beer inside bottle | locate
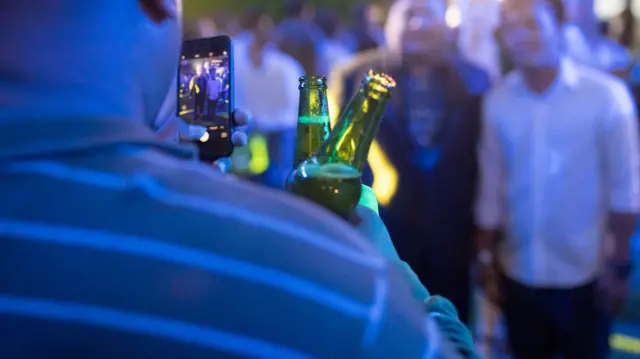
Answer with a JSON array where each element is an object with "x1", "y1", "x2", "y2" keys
[
  {"x1": 293, "y1": 76, "x2": 331, "y2": 168},
  {"x1": 287, "y1": 70, "x2": 396, "y2": 219}
]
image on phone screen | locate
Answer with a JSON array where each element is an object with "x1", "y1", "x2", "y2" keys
[
  {"x1": 179, "y1": 52, "x2": 230, "y2": 125},
  {"x1": 179, "y1": 36, "x2": 233, "y2": 161}
]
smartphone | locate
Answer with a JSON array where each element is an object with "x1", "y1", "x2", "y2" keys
[{"x1": 178, "y1": 35, "x2": 234, "y2": 162}]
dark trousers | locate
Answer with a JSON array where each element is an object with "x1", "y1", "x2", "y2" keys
[
  {"x1": 207, "y1": 99, "x2": 218, "y2": 117},
  {"x1": 387, "y1": 226, "x2": 472, "y2": 324},
  {"x1": 502, "y1": 276, "x2": 611, "y2": 359},
  {"x1": 195, "y1": 95, "x2": 206, "y2": 117}
]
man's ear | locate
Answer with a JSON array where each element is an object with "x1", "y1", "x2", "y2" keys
[{"x1": 139, "y1": 0, "x2": 173, "y2": 24}]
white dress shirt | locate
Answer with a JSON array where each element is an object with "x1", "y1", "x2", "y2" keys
[
  {"x1": 206, "y1": 76, "x2": 222, "y2": 100},
  {"x1": 476, "y1": 58, "x2": 640, "y2": 288},
  {"x1": 234, "y1": 45, "x2": 304, "y2": 133}
]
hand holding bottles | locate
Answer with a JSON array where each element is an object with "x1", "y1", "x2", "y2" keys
[{"x1": 286, "y1": 70, "x2": 396, "y2": 219}]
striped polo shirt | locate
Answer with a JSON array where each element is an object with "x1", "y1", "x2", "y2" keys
[{"x1": 0, "y1": 118, "x2": 439, "y2": 358}]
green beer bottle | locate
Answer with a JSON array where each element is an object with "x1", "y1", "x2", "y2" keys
[
  {"x1": 286, "y1": 70, "x2": 396, "y2": 219},
  {"x1": 293, "y1": 76, "x2": 331, "y2": 168}
]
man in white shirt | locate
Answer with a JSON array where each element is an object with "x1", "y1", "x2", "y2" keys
[
  {"x1": 475, "y1": 0, "x2": 640, "y2": 358},
  {"x1": 234, "y1": 8, "x2": 303, "y2": 188}
]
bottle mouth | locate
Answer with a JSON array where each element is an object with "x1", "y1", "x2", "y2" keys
[
  {"x1": 362, "y1": 70, "x2": 396, "y2": 97},
  {"x1": 299, "y1": 75, "x2": 327, "y2": 89}
]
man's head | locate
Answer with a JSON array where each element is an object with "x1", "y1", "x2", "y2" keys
[
  {"x1": 498, "y1": 0, "x2": 563, "y2": 68},
  {"x1": 314, "y1": 9, "x2": 341, "y2": 39},
  {"x1": 385, "y1": 0, "x2": 455, "y2": 63},
  {"x1": 284, "y1": 0, "x2": 315, "y2": 20},
  {"x1": 243, "y1": 7, "x2": 274, "y2": 48},
  {"x1": 0, "y1": 0, "x2": 182, "y2": 127}
]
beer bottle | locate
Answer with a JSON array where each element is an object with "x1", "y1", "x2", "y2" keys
[
  {"x1": 286, "y1": 70, "x2": 396, "y2": 219},
  {"x1": 293, "y1": 76, "x2": 331, "y2": 168}
]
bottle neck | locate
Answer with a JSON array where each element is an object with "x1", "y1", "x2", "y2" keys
[
  {"x1": 298, "y1": 87, "x2": 330, "y2": 124},
  {"x1": 319, "y1": 87, "x2": 389, "y2": 172}
]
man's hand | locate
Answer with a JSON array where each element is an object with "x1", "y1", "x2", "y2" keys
[
  {"x1": 473, "y1": 260, "x2": 501, "y2": 305},
  {"x1": 178, "y1": 109, "x2": 250, "y2": 173},
  {"x1": 211, "y1": 109, "x2": 249, "y2": 172},
  {"x1": 598, "y1": 264, "x2": 631, "y2": 314},
  {"x1": 473, "y1": 230, "x2": 502, "y2": 305}
]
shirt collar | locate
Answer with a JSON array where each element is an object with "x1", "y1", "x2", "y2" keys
[{"x1": 508, "y1": 57, "x2": 579, "y2": 92}]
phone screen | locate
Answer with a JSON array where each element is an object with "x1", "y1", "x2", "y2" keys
[{"x1": 179, "y1": 36, "x2": 233, "y2": 162}]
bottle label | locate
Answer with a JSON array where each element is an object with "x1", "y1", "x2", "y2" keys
[{"x1": 298, "y1": 115, "x2": 330, "y2": 124}]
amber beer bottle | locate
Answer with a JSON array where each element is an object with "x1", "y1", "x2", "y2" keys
[
  {"x1": 293, "y1": 76, "x2": 331, "y2": 168},
  {"x1": 286, "y1": 70, "x2": 396, "y2": 219}
]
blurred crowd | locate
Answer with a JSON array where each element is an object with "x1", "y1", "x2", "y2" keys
[{"x1": 188, "y1": 0, "x2": 640, "y2": 357}]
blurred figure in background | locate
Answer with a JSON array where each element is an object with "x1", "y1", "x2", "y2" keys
[
  {"x1": 340, "y1": 3, "x2": 386, "y2": 53},
  {"x1": 563, "y1": 0, "x2": 631, "y2": 76},
  {"x1": 183, "y1": 17, "x2": 218, "y2": 40},
  {"x1": 457, "y1": 0, "x2": 502, "y2": 80},
  {"x1": 476, "y1": 1, "x2": 640, "y2": 358},
  {"x1": 235, "y1": 8, "x2": 303, "y2": 188},
  {"x1": 314, "y1": 8, "x2": 354, "y2": 74},
  {"x1": 330, "y1": 0, "x2": 490, "y2": 324},
  {"x1": 275, "y1": 0, "x2": 326, "y2": 74},
  {"x1": 618, "y1": 0, "x2": 635, "y2": 48},
  {"x1": 277, "y1": 23, "x2": 319, "y2": 75}
]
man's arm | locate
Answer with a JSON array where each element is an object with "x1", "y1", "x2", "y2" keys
[
  {"x1": 474, "y1": 94, "x2": 505, "y2": 255},
  {"x1": 601, "y1": 81, "x2": 640, "y2": 263}
]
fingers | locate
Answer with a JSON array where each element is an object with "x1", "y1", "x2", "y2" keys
[
  {"x1": 231, "y1": 130, "x2": 248, "y2": 146},
  {"x1": 212, "y1": 157, "x2": 231, "y2": 173},
  {"x1": 232, "y1": 109, "x2": 250, "y2": 127}
]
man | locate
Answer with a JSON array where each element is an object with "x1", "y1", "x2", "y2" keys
[
  {"x1": 330, "y1": 0, "x2": 490, "y2": 324},
  {"x1": 235, "y1": 9, "x2": 303, "y2": 189},
  {"x1": 206, "y1": 71, "x2": 222, "y2": 120},
  {"x1": 0, "y1": 0, "x2": 480, "y2": 357},
  {"x1": 476, "y1": 1, "x2": 640, "y2": 358},
  {"x1": 189, "y1": 65, "x2": 208, "y2": 119}
]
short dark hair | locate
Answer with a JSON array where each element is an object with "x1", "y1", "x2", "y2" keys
[
  {"x1": 314, "y1": 9, "x2": 339, "y2": 38},
  {"x1": 284, "y1": 0, "x2": 306, "y2": 17}
]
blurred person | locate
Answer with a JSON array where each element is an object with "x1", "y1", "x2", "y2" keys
[
  {"x1": 458, "y1": 0, "x2": 502, "y2": 80},
  {"x1": 274, "y1": 0, "x2": 326, "y2": 74},
  {"x1": 618, "y1": 0, "x2": 635, "y2": 48},
  {"x1": 476, "y1": 1, "x2": 640, "y2": 358},
  {"x1": 189, "y1": 66, "x2": 208, "y2": 119},
  {"x1": 206, "y1": 71, "x2": 222, "y2": 118},
  {"x1": 562, "y1": 0, "x2": 631, "y2": 76},
  {"x1": 183, "y1": 17, "x2": 217, "y2": 40},
  {"x1": 235, "y1": 9, "x2": 303, "y2": 188},
  {"x1": 340, "y1": 4, "x2": 386, "y2": 53},
  {"x1": 314, "y1": 8, "x2": 354, "y2": 73},
  {"x1": 277, "y1": 23, "x2": 319, "y2": 76},
  {"x1": 330, "y1": 0, "x2": 491, "y2": 324},
  {"x1": 0, "y1": 0, "x2": 483, "y2": 357}
]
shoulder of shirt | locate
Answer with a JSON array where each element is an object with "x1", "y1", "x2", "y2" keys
[
  {"x1": 573, "y1": 63, "x2": 633, "y2": 107},
  {"x1": 448, "y1": 56, "x2": 492, "y2": 95}
]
